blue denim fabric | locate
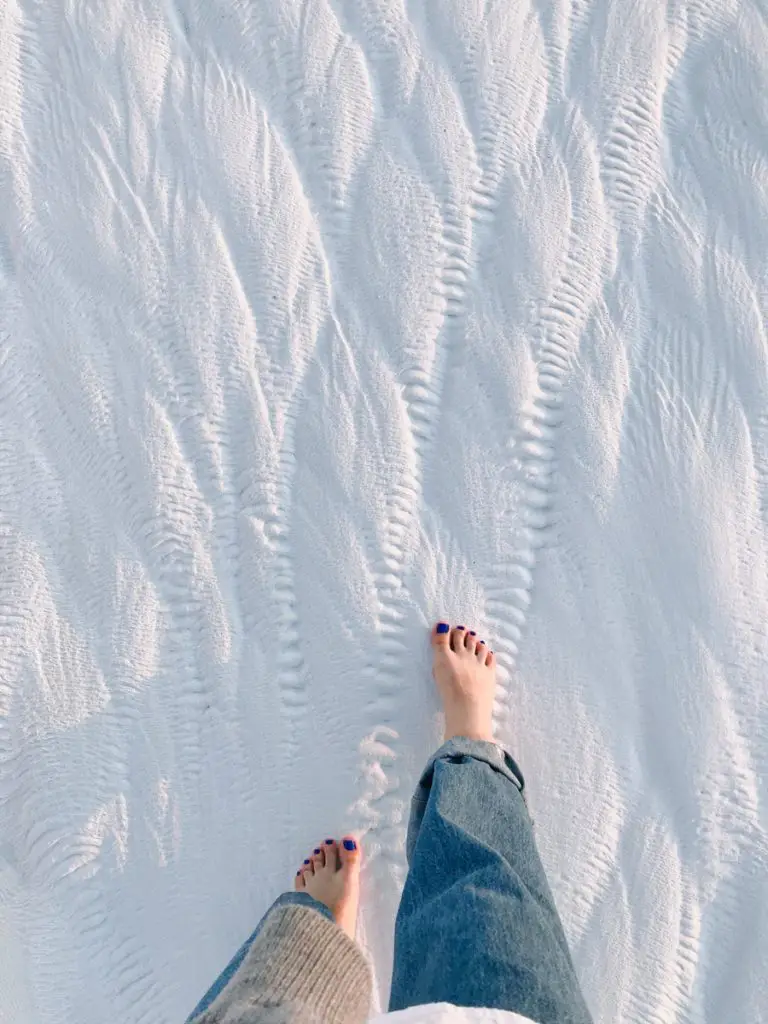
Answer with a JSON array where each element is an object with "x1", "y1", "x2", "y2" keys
[
  {"x1": 187, "y1": 737, "x2": 592, "y2": 1024},
  {"x1": 388, "y1": 736, "x2": 593, "y2": 1023}
]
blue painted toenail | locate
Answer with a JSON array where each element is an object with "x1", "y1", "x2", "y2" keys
[
  {"x1": 479, "y1": 640, "x2": 485, "y2": 644},
  {"x1": 343, "y1": 839, "x2": 357, "y2": 851},
  {"x1": 456, "y1": 625, "x2": 465, "y2": 630},
  {"x1": 304, "y1": 858, "x2": 310, "y2": 864},
  {"x1": 297, "y1": 870, "x2": 301, "y2": 876},
  {"x1": 314, "y1": 848, "x2": 320, "y2": 854},
  {"x1": 437, "y1": 623, "x2": 449, "y2": 634},
  {"x1": 469, "y1": 631, "x2": 476, "y2": 636},
  {"x1": 325, "y1": 838, "x2": 334, "y2": 844}
]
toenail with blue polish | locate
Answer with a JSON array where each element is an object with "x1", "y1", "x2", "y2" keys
[
  {"x1": 479, "y1": 640, "x2": 485, "y2": 644},
  {"x1": 325, "y1": 838, "x2": 334, "y2": 844},
  {"x1": 343, "y1": 839, "x2": 357, "y2": 851},
  {"x1": 314, "y1": 848, "x2": 320, "y2": 854},
  {"x1": 304, "y1": 858, "x2": 310, "y2": 864},
  {"x1": 469, "y1": 631, "x2": 476, "y2": 636},
  {"x1": 437, "y1": 623, "x2": 449, "y2": 633},
  {"x1": 456, "y1": 625, "x2": 465, "y2": 630}
]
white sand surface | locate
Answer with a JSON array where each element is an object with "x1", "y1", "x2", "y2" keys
[{"x1": 1, "y1": 1, "x2": 767, "y2": 1021}]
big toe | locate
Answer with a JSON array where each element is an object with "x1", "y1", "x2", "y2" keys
[
  {"x1": 339, "y1": 836, "x2": 361, "y2": 876},
  {"x1": 432, "y1": 622, "x2": 451, "y2": 647}
]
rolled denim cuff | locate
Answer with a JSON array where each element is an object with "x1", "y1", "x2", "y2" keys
[{"x1": 427, "y1": 735, "x2": 526, "y2": 794}]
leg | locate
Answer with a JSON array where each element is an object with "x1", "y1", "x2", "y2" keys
[
  {"x1": 388, "y1": 623, "x2": 593, "y2": 1024},
  {"x1": 186, "y1": 838, "x2": 361, "y2": 1022},
  {"x1": 185, "y1": 891, "x2": 335, "y2": 1021}
]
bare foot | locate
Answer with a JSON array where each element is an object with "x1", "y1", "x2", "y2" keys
[
  {"x1": 294, "y1": 837, "x2": 361, "y2": 941},
  {"x1": 431, "y1": 622, "x2": 496, "y2": 743}
]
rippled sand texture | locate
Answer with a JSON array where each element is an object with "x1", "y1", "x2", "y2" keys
[{"x1": 1, "y1": 1, "x2": 767, "y2": 1021}]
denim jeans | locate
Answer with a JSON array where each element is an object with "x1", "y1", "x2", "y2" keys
[{"x1": 187, "y1": 737, "x2": 593, "y2": 1024}]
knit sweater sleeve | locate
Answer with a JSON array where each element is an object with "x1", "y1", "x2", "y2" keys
[{"x1": 190, "y1": 903, "x2": 373, "y2": 1024}]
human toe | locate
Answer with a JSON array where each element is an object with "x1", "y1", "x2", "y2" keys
[
  {"x1": 450, "y1": 625, "x2": 468, "y2": 652},
  {"x1": 338, "y1": 836, "x2": 361, "y2": 874},
  {"x1": 322, "y1": 839, "x2": 339, "y2": 871},
  {"x1": 433, "y1": 622, "x2": 451, "y2": 648}
]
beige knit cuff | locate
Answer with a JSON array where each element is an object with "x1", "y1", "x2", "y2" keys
[{"x1": 196, "y1": 903, "x2": 372, "y2": 1024}]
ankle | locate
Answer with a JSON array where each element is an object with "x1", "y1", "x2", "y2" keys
[{"x1": 443, "y1": 727, "x2": 495, "y2": 744}]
